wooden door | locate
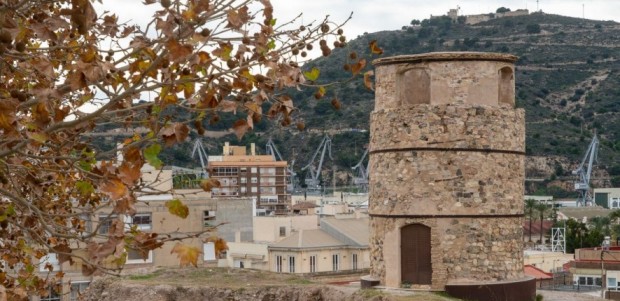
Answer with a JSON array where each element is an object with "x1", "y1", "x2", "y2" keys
[{"x1": 401, "y1": 224, "x2": 432, "y2": 285}]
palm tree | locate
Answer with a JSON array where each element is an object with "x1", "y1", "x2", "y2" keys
[
  {"x1": 534, "y1": 202, "x2": 549, "y2": 244},
  {"x1": 525, "y1": 199, "x2": 537, "y2": 242}
]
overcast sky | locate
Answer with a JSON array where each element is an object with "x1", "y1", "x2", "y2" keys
[{"x1": 97, "y1": 1, "x2": 620, "y2": 39}]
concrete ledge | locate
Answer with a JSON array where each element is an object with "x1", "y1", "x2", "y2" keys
[{"x1": 445, "y1": 276, "x2": 536, "y2": 301}]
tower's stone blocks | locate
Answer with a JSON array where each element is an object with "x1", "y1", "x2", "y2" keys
[{"x1": 368, "y1": 52, "x2": 534, "y2": 300}]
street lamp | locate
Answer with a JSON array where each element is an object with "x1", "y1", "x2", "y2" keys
[{"x1": 602, "y1": 236, "x2": 611, "y2": 298}]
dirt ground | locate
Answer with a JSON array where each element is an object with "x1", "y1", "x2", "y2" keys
[{"x1": 85, "y1": 268, "x2": 609, "y2": 301}]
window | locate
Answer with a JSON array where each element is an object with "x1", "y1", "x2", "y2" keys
[
  {"x1": 98, "y1": 214, "x2": 117, "y2": 234},
  {"x1": 203, "y1": 210, "x2": 216, "y2": 226},
  {"x1": 251, "y1": 167, "x2": 257, "y2": 173},
  {"x1": 251, "y1": 187, "x2": 257, "y2": 193},
  {"x1": 498, "y1": 66, "x2": 515, "y2": 106},
  {"x1": 130, "y1": 213, "x2": 152, "y2": 231},
  {"x1": 39, "y1": 253, "x2": 60, "y2": 272},
  {"x1": 70, "y1": 282, "x2": 90, "y2": 301},
  {"x1": 332, "y1": 254, "x2": 339, "y2": 271},
  {"x1": 609, "y1": 277, "x2": 617, "y2": 289},
  {"x1": 577, "y1": 276, "x2": 601, "y2": 287},
  {"x1": 126, "y1": 248, "x2": 153, "y2": 264},
  {"x1": 251, "y1": 177, "x2": 258, "y2": 184},
  {"x1": 289, "y1": 256, "x2": 295, "y2": 273},
  {"x1": 240, "y1": 187, "x2": 246, "y2": 193},
  {"x1": 352, "y1": 253, "x2": 358, "y2": 270},
  {"x1": 203, "y1": 242, "x2": 216, "y2": 261},
  {"x1": 275, "y1": 255, "x2": 283, "y2": 273},
  {"x1": 309, "y1": 255, "x2": 317, "y2": 273},
  {"x1": 41, "y1": 286, "x2": 61, "y2": 301},
  {"x1": 279, "y1": 226, "x2": 286, "y2": 237},
  {"x1": 240, "y1": 177, "x2": 247, "y2": 184}
]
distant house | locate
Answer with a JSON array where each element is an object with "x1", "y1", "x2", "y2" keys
[
  {"x1": 268, "y1": 217, "x2": 369, "y2": 274},
  {"x1": 569, "y1": 246, "x2": 620, "y2": 297}
]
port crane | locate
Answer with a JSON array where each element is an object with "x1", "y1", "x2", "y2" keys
[
  {"x1": 573, "y1": 134, "x2": 599, "y2": 206},
  {"x1": 351, "y1": 148, "x2": 369, "y2": 192},
  {"x1": 301, "y1": 135, "x2": 332, "y2": 192},
  {"x1": 191, "y1": 138, "x2": 209, "y2": 178},
  {"x1": 265, "y1": 138, "x2": 296, "y2": 192}
]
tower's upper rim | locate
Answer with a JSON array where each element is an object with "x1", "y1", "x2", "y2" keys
[{"x1": 372, "y1": 52, "x2": 518, "y2": 66}]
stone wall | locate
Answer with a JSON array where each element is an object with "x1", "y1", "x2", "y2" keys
[{"x1": 368, "y1": 52, "x2": 525, "y2": 290}]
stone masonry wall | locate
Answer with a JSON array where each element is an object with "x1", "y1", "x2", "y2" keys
[
  {"x1": 370, "y1": 216, "x2": 524, "y2": 289},
  {"x1": 369, "y1": 52, "x2": 524, "y2": 290},
  {"x1": 369, "y1": 104, "x2": 525, "y2": 216}
]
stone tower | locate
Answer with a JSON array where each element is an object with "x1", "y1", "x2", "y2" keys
[{"x1": 367, "y1": 52, "x2": 535, "y2": 301}]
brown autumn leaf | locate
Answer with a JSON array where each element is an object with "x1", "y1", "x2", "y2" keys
[
  {"x1": 226, "y1": 6, "x2": 250, "y2": 30},
  {"x1": 363, "y1": 70, "x2": 374, "y2": 91},
  {"x1": 350, "y1": 59, "x2": 367, "y2": 75},
  {"x1": 160, "y1": 123, "x2": 190, "y2": 146},
  {"x1": 170, "y1": 243, "x2": 201, "y2": 267},
  {"x1": 206, "y1": 236, "x2": 229, "y2": 258},
  {"x1": 99, "y1": 178, "x2": 129, "y2": 200},
  {"x1": 118, "y1": 162, "x2": 141, "y2": 186},
  {"x1": 369, "y1": 40, "x2": 384, "y2": 55},
  {"x1": 167, "y1": 39, "x2": 193, "y2": 63},
  {"x1": 279, "y1": 95, "x2": 294, "y2": 114},
  {"x1": 200, "y1": 178, "x2": 221, "y2": 192},
  {"x1": 232, "y1": 119, "x2": 249, "y2": 139}
]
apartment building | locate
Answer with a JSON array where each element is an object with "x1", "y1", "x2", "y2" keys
[{"x1": 208, "y1": 142, "x2": 291, "y2": 215}]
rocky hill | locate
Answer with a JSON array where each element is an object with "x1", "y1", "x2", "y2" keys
[{"x1": 93, "y1": 11, "x2": 620, "y2": 196}]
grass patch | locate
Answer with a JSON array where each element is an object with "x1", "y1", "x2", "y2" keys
[{"x1": 285, "y1": 277, "x2": 313, "y2": 285}]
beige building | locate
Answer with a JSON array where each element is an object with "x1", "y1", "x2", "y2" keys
[
  {"x1": 33, "y1": 163, "x2": 256, "y2": 300},
  {"x1": 594, "y1": 188, "x2": 620, "y2": 209},
  {"x1": 253, "y1": 215, "x2": 319, "y2": 243},
  {"x1": 523, "y1": 251, "x2": 574, "y2": 273},
  {"x1": 208, "y1": 142, "x2": 291, "y2": 215},
  {"x1": 268, "y1": 217, "x2": 369, "y2": 274},
  {"x1": 570, "y1": 246, "x2": 620, "y2": 296}
]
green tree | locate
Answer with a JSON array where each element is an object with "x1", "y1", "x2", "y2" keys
[
  {"x1": 525, "y1": 199, "x2": 538, "y2": 242},
  {"x1": 496, "y1": 7, "x2": 511, "y2": 13},
  {"x1": 534, "y1": 203, "x2": 549, "y2": 243}
]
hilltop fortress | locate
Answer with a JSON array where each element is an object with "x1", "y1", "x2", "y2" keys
[{"x1": 432, "y1": 8, "x2": 530, "y2": 25}]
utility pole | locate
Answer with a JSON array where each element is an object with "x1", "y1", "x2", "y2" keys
[{"x1": 536, "y1": 0, "x2": 540, "y2": 11}]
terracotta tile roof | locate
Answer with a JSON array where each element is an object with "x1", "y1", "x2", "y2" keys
[
  {"x1": 523, "y1": 220, "x2": 553, "y2": 236},
  {"x1": 524, "y1": 265, "x2": 553, "y2": 280}
]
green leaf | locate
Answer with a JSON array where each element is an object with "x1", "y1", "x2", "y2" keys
[
  {"x1": 76, "y1": 180, "x2": 94, "y2": 196},
  {"x1": 144, "y1": 144, "x2": 163, "y2": 169},
  {"x1": 270, "y1": 18, "x2": 277, "y2": 26},
  {"x1": 303, "y1": 67, "x2": 320, "y2": 81},
  {"x1": 78, "y1": 160, "x2": 93, "y2": 172},
  {"x1": 267, "y1": 39, "x2": 275, "y2": 50},
  {"x1": 165, "y1": 199, "x2": 189, "y2": 219}
]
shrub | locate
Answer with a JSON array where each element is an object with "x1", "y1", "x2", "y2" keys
[{"x1": 526, "y1": 23, "x2": 541, "y2": 34}]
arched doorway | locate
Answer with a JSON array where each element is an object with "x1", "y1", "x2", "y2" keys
[{"x1": 401, "y1": 224, "x2": 432, "y2": 285}]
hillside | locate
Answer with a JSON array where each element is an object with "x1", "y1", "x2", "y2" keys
[
  {"x1": 93, "y1": 11, "x2": 620, "y2": 196},
  {"x1": 283, "y1": 11, "x2": 620, "y2": 193}
]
